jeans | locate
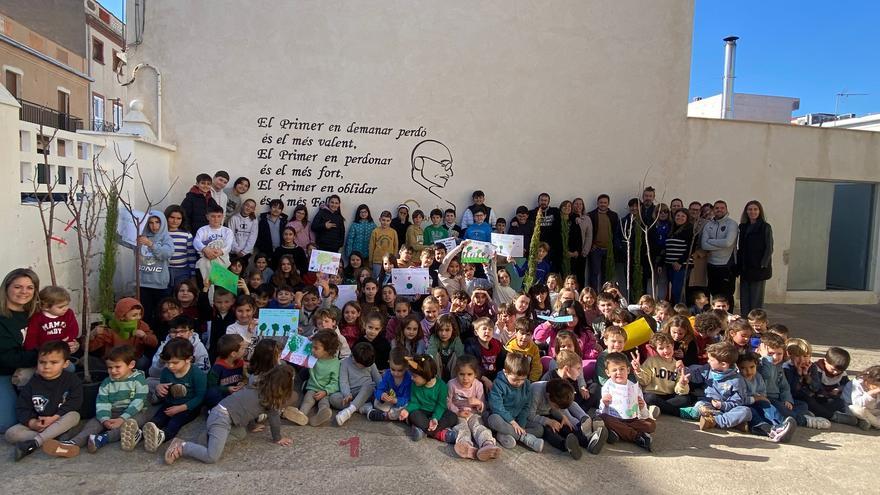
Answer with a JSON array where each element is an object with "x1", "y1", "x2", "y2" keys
[
  {"x1": 598, "y1": 414, "x2": 656, "y2": 442},
  {"x1": 4, "y1": 411, "x2": 81, "y2": 445},
  {"x1": 667, "y1": 263, "x2": 687, "y2": 304},
  {"x1": 407, "y1": 409, "x2": 457, "y2": 437},
  {"x1": 168, "y1": 267, "x2": 194, "y2": 291},
  {"x1": 486, "y1": 413, "x2": 544, "y2": 438},
  {"x1": 643, "y1": 392, "x2": 691, "y2": 416},
  {"x1": 695, "y1": 400, "x2": 751, "y2": 429},
  {"x1": 150, "y1": 406, "x2": 201, "y2": 441},
  {"x1": 707, "y1": 264, "x2": 736, "y2": 311},
  {"x1": 587, "y1": 248, "x2": 608, "y2": 291},
  {"x1": 739, "y1": 279, "x2": 766, "y2": 317},
  {"x1": 532, "y1": 421, "x2": 589, "y2": 452},
  {"x1": 770, "y1": 398, "x2": 809, "y2": 426},
  {"x1": 71, "y1": 409, "x2": 152, "y2": 446},
  {"x1": 181, "y1": 406, "x2": 233, "y2": 464},
  {"x1": 0, "y1": 375, "x2": 17, "y2": 433},
  {"x1": 748, "y1": 399, "x2": 784, "y2": 429}
]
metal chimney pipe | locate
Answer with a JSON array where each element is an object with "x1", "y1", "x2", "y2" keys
[{"x1": 721, "y1": 36, "x2": 739, "y2": 119}]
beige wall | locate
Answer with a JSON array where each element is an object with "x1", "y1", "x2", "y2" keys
[
  {"x1": 87, "y1": 26, "x2": 126, "y2": 126},
  {"x1": 122, "y1": 0, "x2": 880, "y2": 302},
  {"x1": 0, "y1": 42, "x2": 89, "y2": 120}
]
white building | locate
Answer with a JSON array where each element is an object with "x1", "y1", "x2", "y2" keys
[
  {"x1": 85, "y1": 0, "x2": 126, "y2": 132},
  {"x1": 688, "y1": 93, "x2": 801, "y2": 124},
  {"x1": 799, "y1": 113, "x2": 880, "y2": 132}
]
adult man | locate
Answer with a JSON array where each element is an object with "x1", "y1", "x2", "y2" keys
[
  {"x1": 587, "y1": 194, "x2": 621, "y2": 290},
  {"x1": 530, "y1": 193, "x2": 560, "y2": 269},
  {"x1": 311, "y1": 194, "x2": 346, "y2": 253},
  {"x1": 641, "y1": 186, "x2": 656, "y2": 224},
  {"x1": 701, "y1": 200, "x2": 738, "y2": 308}
]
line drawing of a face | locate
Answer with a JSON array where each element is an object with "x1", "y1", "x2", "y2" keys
[{"x1": 411, "y1": 140, "x2": 453, "y2": 206}]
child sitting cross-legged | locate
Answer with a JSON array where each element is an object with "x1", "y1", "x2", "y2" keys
[
  {"x1": 204, "y1": 334, "x2": 247, "y2": 409},
  {"x1": 528, "y1": 377, "x2": 608, "y2": 459},
  {"x1": 632, "y1": 332, "x2": 692, "y2": 419},
  {"x1": 149, "y1": 315, "x2": 211, "y2": 395},
  {"x1": 367, "y1": 347, "x2": 412, "y2": 422},
  {"x1": 445, "y1": 355, "x2": 502, "y2": 461},
  {"x1": 68, "y1": 344, "x2": 149, "y2": 453},
  {"x1": 686, "y1": 342, "x2": 752, "y2": 433},
  {"x1": 844, "y1": 365, "x2": 880, "y2": 430},
  {"x1": 486, "y1": 353, "x2": 544, "y2": 452},
  {"x1": 165, "y1": 364, "x2": 294, "y2": 465},
  {"x1": 142, "y1": 338, "x2": 207, "y2": 453},
  {"x1": 734, "y1": 351, "x2": 796, "y2": 442},
  {"x1": 333, "y1": 342, "x2": 381, "y2": 426},
  {"x1": 758, "y1": 334, "x2": 819, "y2": 429},
  {"x1": 291, "y1": 330, "x2": 341, "y2": 427},
  {"x1": 807, "y1": 347, "x2": 860, "y2": 426},
  {"x1": 399, "y1": 354, "x2": 458, "y2": 443},
  {"x1": 5, "y1": 341, "x2": 83, "y2": 461},
  {"x1": 598, "y1": 352, "x2": 655, "y2": 452}
]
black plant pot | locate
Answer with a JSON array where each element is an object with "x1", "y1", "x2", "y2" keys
[{"x1": 76, "y1": 369, "x2": 109, "y2": 420}]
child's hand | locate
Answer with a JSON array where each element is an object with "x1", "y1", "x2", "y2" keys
[
  {"x1": 67, "y1": 340, "x2": 80, "y2": 353},
  {"x1": 27, "y1": 418, "x2": 42, "y2": 431},
  {"x1": 275, "y1": 437, "x2": 293, "y2": 447},
  {"x1": 398, "y1": 409, "x2": 409, "y2": 421},
  {"x1": 510, "y1": 420, "x2": 526, "y2": 437},
  {"x1": 630, "y1": 350, "x2": 641, "y2": 374},
  {"x1": 37, "y1": 415, "x2": 59, "y2": 429},
  {"x1": 135, "y1": 329, "x2": 146, "y2": 338},
  {"x1": 156, "y1": 383, "x2": 170, "y2": 397},
  {"x1": 580, "y1": 386, "x2": 590, "y2": 400},
  {"x1": 868, "y1": 388, "x2": 880, "y2": 397},
  {"x1": 711, "y1": 400, "x2": 723, "y2": 409},
  {"x1": 637, "y1": 396, "x2": 646, "y2": 408},
  {"x1": 427, "y1": 418, "x2": 438, "y2": 431},
  {"x1": 229, "y1": 383, "x2": 244, "y2": 393},
  {"x1": 602, "y1": 394, "x2": 613, "y2": 406},
  {"x1": 104, "y1": 418, "x2": 124, "y2": 429},
  {"x1": 679, "y1": 373, "x2": 690, "y2": 386},
  {"x1": 784, "y1": 401, "x2": 794, "y2": 410},
  {"x1": 314, "y1": 391, "x2": 327, "y2": 401},
  {"x1": 560, "y1": 415, "x2": 574, "y2": 431},
  {"x1": 546, "y1": 419, "x2": 562, "y2": 433},
  {"x1": 380, "y1": 393, "x2": 396, "y2": 404},
  {"x1": 675, "y1": 360, "x2": 684, "y2": 371},
  {"x1": 165, "y1": 405, "x2": 187, "y2": 416},
  {"x1": 343, "y1": 395, "x2": 353, "y2": 406}
]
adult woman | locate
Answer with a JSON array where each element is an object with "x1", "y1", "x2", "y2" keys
[
  {"x1": 686, "y1": 202, "x2": 709, "y2": 304},
  {"x1": 571, "y1": 198, "x2": 593, "y2": 290},
  {"x1": 664, "y1": 209, "x2": 694, "y2": 304},
  {"x1": 0, "y1": 268, "x2": 40, "y2": 432},
  {"x1": 311, "y1": 195, "x2": 346, "y2": 253},
  {"x1": 737, "y1": 200, "x2": 773, "y2": 315},
  {"x1": 286, "y1": 204, "x2": 315, "y2": 250}
]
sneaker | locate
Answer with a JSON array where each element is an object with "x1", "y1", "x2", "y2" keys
[
  {"x1": 310, "y1": 406, "x2": 333, "y2": 426},
  {"x1": 410, "y1": 426, "x2": 426, "y2": 442},
  {"x1": 336, "y1": 406, "x2": 356, "y2": 426},
  {"x1": 831, "y1": 411, "x2": 859, "y2": 427},
  {"x1": 14, "y1": 440, "x2": 38, "y2": 462},
  {"x1": 813, "y1": 417, "x2": 831, "y2": 430},
  {"x1": 752, "y1": 422, "x2": 772, "y2": 438},
  {"x1": 42, "y1": 439, "x2": 80, "y2": 458},
  {"x1": 143, "y1": 422, "x2": 165, "y2": 453},
  {"x1": 367, "y1": 409, "x2": 387, "y2": 422},
  {"x1": 476, "y1": 441, "x2": 501, "y2": 461},
  {"x1": 634, "y1": 433, "x2": 653, "y2": 452},
  {"x1": 282, "y1": 406, "x2": 309, "y2": 426},
  {"x1": 606, "y1": 428, "x2": 620, "y2": 445},
  {"x1": 648, "y1": 405, "x2": 661, "y2": 420},
  {"x1": 579, "y1": 417, "x2": 593, "y2": 437},
  {"x1": 164, "y1": 438, "x2": 186, "y2": 465},
  {"x1": 169, "y1": 383, "x2": 188, "y2": 399},
  {"x1": 120, "y1": 419, "x2": 142, "y2": 451},
  {"x1": 565, "y1": 433, "x2": 582, "y2": 460},
  {"x1": 857, "y1": 419, "x2": 872, "y2": 431},
  {"x1": 772, "y1": 417, "x2": 796, "y2": 443},
  {"x1": 587, "y1": 426, "x2": 608, "y2": 455},
  {"x1": 679, "y1": 407, "x2": 699, "y2": 420},
  {"x1": 88, "y1": 433, "x2": 109, "y2": 453},
  {"x1": 519, "y1": 433, "x2": 544, "y2": 453},
  {"x1": 766, "y1": 427, "x2": 779, "y2": 442},
  {"x1": 437, "y1": 428, "x2": 456, "y2": 443},
  {"x1": 358, "y1": 404, "x2": 373, "y2": 415},
  {"x1": 454, "y1": 438, "x2": 477, "y2": 459},
  {"x1": 698, "y1": 414, "x2": 716, "y2": 431},
  {"x1": 496, "y1": 433, "x2": 516, "y2": 449},
  {"x1": 256, "y1": 413, "x2": 268, "y2": 424}
]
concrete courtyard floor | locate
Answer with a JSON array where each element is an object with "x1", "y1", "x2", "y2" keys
[{"x1": 4, "y1": 304, "x2": 879, "y2": 494}]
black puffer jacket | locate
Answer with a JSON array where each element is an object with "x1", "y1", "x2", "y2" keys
[{"x1": 311, "y1": 206, "x2": 346, "y2": 252}]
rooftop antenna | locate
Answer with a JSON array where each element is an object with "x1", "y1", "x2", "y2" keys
[{"x1": 835, "y1": 90, "x2": 868, "y2": 117}]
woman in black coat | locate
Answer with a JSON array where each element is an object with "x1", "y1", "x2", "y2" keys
[
  {"x1": 737, "y1": 200, "x2": 773, "y2": 316},
  {"x1": 311, "y1": 195, "x2": 346, "y2": 253}
]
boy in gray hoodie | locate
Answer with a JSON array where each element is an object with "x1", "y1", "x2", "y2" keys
[{"x1": 137, "y1": 212, "x2": 174, "y2": 326}]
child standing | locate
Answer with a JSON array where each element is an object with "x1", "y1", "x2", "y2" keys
[
  {"x1": 345, "y1": 204, "x2": 377, "y2": 262},
  {"x1": 69, "y1": 345, "x2": 150, "y2": 452},
  {"x1": 136, "y1": 213, "x2": 174, "y2": 325},
  {"x1": 298, "y1": 330, "x2": 341, "y2": 427},
  {"x1": 368, "y1": 348, "x2": 412, "y2": 421},
  {"x1": 164, "y1": 205, "x2": 197, "y2": 289},
  {"x1": 165, "y1": 364, "x2": 294, "y2": 464},
  {"x1": 406, "y1": 209, "x2": 429, "y2": 259},
  {"x1": 5, "y1": 341, "x2": 82, "y2": 460},
  {"x1": 142, "y1": 338, "x2": 207, "y2": 452},
  {"x1": 486, "y1": 353, "x2": 544, "y2": 451},
  {"x1": 399, "y1": 354, "x2": 457, "y2": 442},
  {"x1": 180, "y1": 173, "x2": 219, "y2": 235},
  {"x1": 193, "y1": 204, "x2": 235, "y2": 286},
  {"x1": 446, "y1": 355, "x2": 501, "y2": 460},
  {"x1": 689, "y1": 342, "x2": 752, "y2": 432},
  {"x1": 598, "y1": 352, "x2": 655, "y2": 451},
  {"x1": 504, "y1": 317, "x2": 544, "y2": 383},
  {"x1": 423, "y1": 209, "x2": 449, "y2": 247},
  {"x1": 843, "y1": 365, "x2": 880, "y2": 430},
  {"x1": 333, "y1": 342, "x2": 381, "y2": 425},
  {"x1": 369, "y1": 211, "x2": 398, "y2": 277}
]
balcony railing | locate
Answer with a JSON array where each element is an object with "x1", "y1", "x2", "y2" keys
[
  {"x1": 91, "y1": 119, "x2": 120, "y2": 133},
  {"x1": 17, "y1": 98, "x2": 84, "y2": 132}
]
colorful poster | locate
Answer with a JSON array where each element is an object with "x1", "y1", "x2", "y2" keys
[
  {"x1": 606, "y1": 381, "x2": 640, "y2": 419},
  {"x1": 491, "y1": 233, "x2": 524, "y2": 258},
  {"x1": 281, "y1": 332, "x2": 317, "y2": 368},
  {"x1": 434, "y1": 237, "x2": 458, "y2": 252},
  {"x1": 257, "y1": 309, "x2": 300, "y2": 337},
  {"x1": 460, "y1": 240, "x2": 495, "y2": 264},
  {"x1": 392, "y1": 268, "x2": 431, "y2": 295},
  {"x1": 209, "y1": 261, "x2": 238, "y2": 295},
  {"x1": 335, "y1": 284, "x2": 358, "y2": 307},
  {"x1": 308, "y1": 249, "x2": 342, "y2": 275}
]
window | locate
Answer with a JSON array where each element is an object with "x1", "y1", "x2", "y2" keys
[
  {"x1": 113, "y1": 100, "x2": 124, "y2": 130},
  {"x1": 112, "y1": 49, "x2": 122, "y2": 72},
  {"x1": 92, "y1": 93, "x2": 104, "y2": 130},
  {"x1": 4, "y1": 69, "x2": 20, "y2": 98},
  {"x1": 92, "y1": 37, "x2": 104, "y2": 64}
]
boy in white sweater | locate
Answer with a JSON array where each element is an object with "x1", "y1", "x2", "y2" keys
[{"x1": 194, "y1": 205, "x2": 234, "y2": 286}]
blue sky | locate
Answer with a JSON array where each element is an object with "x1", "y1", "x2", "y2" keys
[
  {"x1": 690, "y1": 0, "x2": 879, "y2": 116},
  {"x1": 102, "y1": 1, "x2": 877, "y2": 117}
]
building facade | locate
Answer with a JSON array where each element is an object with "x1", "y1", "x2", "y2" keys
[{"x1": 85, "y1": 0, "x2": 126, "y2": 132}]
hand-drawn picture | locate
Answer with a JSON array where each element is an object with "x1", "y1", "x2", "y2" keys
[{"x1": 411, "y1": 139, "x2": 454, "y2": 208}]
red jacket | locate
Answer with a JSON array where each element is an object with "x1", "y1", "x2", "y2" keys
[{"x1": 24, "y1": 309, "x2": 79, "y2": 351}]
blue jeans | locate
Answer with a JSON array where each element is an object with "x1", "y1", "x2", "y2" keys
[
  {"x1": 667, "y1": 263, "x2": 687, "y2": 304},
  {"x1": 770, "y1": 398, "x2": 809, "y2": 426},
  {"x1": 587, "y1": 248, "x2": 608, "y2": 291},
  {"x1": 0, "y1": 375, "x2": 16, "y2": 433},
  {"x1": 695, "y1": 400, "x2": 751, "y2": 429},
  {"x1": 748, "y1": 399, "x2": 783, "y2": 429}
]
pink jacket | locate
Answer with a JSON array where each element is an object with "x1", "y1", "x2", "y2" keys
[
  {"x1": 533, "y1": 321, "x2": 600, "y2": 360},
  {"x1": 286, "y1": 220, "x2": 315, "y2": 249}
]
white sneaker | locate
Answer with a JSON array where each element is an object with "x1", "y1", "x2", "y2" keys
[
  {"x1": 579, "y1": 416, "x2": 593, "y2": 436},
  {"x1": 120, "y1": 418, "x2": 142, "y2": 451},
  {"x1": 336, "y1": 405, "x2": 356, "y2": 426},
  {"x1": 648, "y1": 405, "x2": 661, "y2": 420},
  {"x1": 143, "y1": 422, "x2": 165, "y2": 453}
]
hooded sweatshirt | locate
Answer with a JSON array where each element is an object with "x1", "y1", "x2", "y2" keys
[
  {"x1": 488, "y1": 372, "x2": 532, "y2": 426},
  {"x1": 90, "y1": 298, "x2": 158, "y2": 359},
  {"x1": 228, "y1": 211, "x2": 258, "y2": 257},
  {"x1": 180, "y1": 185, "x2": 218, "y2": 235},
  {"x1": 139, "y1": 212, "x2": 174, "y2": 289},
  {"x1": 759, "y1": 356, "x2": 793, "y2": 403},
  {"x1": 689, "y1": 365, "x2": 749, "y2": 411}
]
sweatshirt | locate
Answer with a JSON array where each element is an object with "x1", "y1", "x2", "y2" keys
[
  {"x1": 159, "y1": 365, "x2": 207, "y2": 411},
  {"x1": 219, "y1": 386, "x2": 282, "y2": 441},
  {"x1": 368, "y1": 227, "x2": 398, "y2": 265},
  {"x1": 228, "y1": 212, "x2": 258, "y2": 257},
  {"x1": 463, "y1": 222, "x2": 492, "y2": 243},
  {"x1": 193, "y1": 224, "x2": 235, "y2": 259},
  {"x1": 138, "y1": 212, "x2": 175, "y2": 289},
  {"x1": 168, "y1": 230, "x2": 197, "y2": 271},
  {"x1": 504, "y1": 338, "x2": 542, "y2": 382},
  {"x1": 405, "y1": 378, "x2": 448, "y2": 420},
  {"x1": 306, "y1": 357, "x2": 340, "y2": 394},
  {"x1": 356, "y1": 334, "x2": 390, "y2": 370},
  {"x1": 701, "y1": 214, "x2": 738, "y2": 266},
  {"x1": 488, "y1": 372, "x2": 531, "y2": 426},
  {"x1": 759, "y1": 356, "x2": 793, "y2": 403},
  {"x1": 16, "y1": 370, "x2": 83, "y2": 423},
  {"x1": 0, "y1": 310, "x2": 38, "y2": 375},
  {"x1": 741, "y1": 373, "x2": 767, "y2": 406},
  {"x1": 374, "y1": 368, "x2": 412, "y2": 408},
  {"x1": 24, "y1": 309, "x2": 79, "y2": 351},
  {"x1": 689, "y1": 365, "x2": 748, "y2": 411},
  {"x1": 636, "y1": 356, "x2": 689, "y2": 396},
  {"x1": 89, "y1": 298, "x2": 158, "y2": 359},
  {"x1": 843, "y1": 378, "x2": 879, "y2": 410},
  {"x1": 808, "y1": 360, "x2": 849, "y2": 399},
  {"x1": 405, "y1": 224, "x2": 428, "y2": 258},
  {"x1": 463, "y1": 337, "x2": 506, "y2": 382},
  {"x1": 95, "y1": 369, "x2": 149, "y2": 422},
  {"x1": 427, "y1": 335, "x2": 464, "y2": 379},
  {"x1": 207, "y1": 358, "x2": 246, "y2": 396},
  {"x1": 345, "y1": 220, "x2": 377, "y2": 260},
  {"x1": 598, "y1": 379, "x2": 650, "y2": 420},
  {"x1": 339, "y1": 356, "x2": 381, "y2": 397},
  {"x1": 180, "y1": 186, "x2": 218, "y2": 235},
  {"x1": 446, "y1": 378, "x2": 485, "y2": 416},
  {"x1": 149, "y1": 334, "x2": 211, "y2": 378},
  {"x1": 423, "y1": 224, "x2": 449, "y2": 247}
]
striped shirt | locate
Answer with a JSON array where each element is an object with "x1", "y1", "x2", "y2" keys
[
  {"x1": 95, "y1": 369, "x2": 149, "y2": 422},
  {"x1": 169, "y1": 230, "x2": 197, "y2": 269},
  {"x1": 664, "y1": 237, "x2": 691, "y2": 265}
]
